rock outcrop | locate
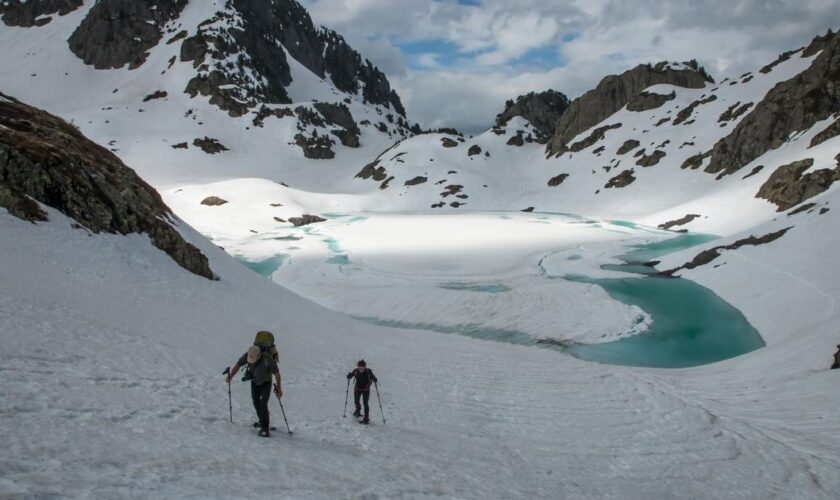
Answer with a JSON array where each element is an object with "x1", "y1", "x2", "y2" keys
[
  {"x1": 617, "y1": 139, "x2": 640, "y2": 155},
  {"x1": 0, "y1": 0, "x2": 83, "y2": 27},
  {"x1": 605, "y1": 169, "x2": 636, "y2": 189},
  {"x1": 0, "y1": 93, "x2": 214, "y2": 280},
  {"x1": 756, "y1": 158, "x2": 840, "y2": 211},
  {"x1": 289, "y1": 214, "x2": 326, "y2": 227},
  {"x1": 193, "y1": 137, "x2": 229, "y2": 154},
  {"x1": 705, "y1": 31, "x2": 840, "y2": 176},
  {"x1": 546, "y1": 61, "x2": 712, "y2": 156},
  {"x1": 201, "y1": 196, "x2": 228, "y2": 207},
  {"x1": 662, "y1": 228, "x2": 792, "y2": 275},
  {"x1": 68, "y1": 0, "x2": 188, "y2": 69},
  {"x1": 495, "y1": 90, "x2": 571, "y2": 142}
]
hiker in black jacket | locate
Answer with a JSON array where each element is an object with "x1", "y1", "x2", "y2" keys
[
  {"x1": 226, "y1": 342, "x2": 283, "y2": 437},
  {"x1": 347, "y1": 360, "x2": 377, "y2": 423}
]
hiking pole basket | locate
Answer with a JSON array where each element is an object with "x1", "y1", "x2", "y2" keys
[
  {"x1": 274, "y1": 384, "x2": 293, "y2": 436},
  {"x1": 374, "y1": 381, "x2": 386, "y2": 424},
  {"x1": 343, "y1": 378, "x2": 350, "y2": 418},
  {"x1": 222, "y1": 367, "x2": 233, "y2": 423}
]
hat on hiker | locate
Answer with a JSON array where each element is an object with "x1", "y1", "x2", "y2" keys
[
  {"x1": 357, "y1": 359, "x2": 366, "y2": 367},
  {"x1": 247, "y1": 345, "x2": 261, "y2": 364}
]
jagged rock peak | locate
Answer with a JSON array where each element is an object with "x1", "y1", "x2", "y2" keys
[
  {"x1": 546, "y1": 60, "x2": 713, "y2": 156},
  {"x1": 0, "y1": 92, "x2": 215, "y2": 280},
  {"x1": 66, "y1": 0, "x2": 405, "y2": 117},
  {"x1": 0, "y1": 0, "x2": 83, "y2": 27},
  {"x1": 495, "y1": 90, "x2": 571, "y2": 143}
]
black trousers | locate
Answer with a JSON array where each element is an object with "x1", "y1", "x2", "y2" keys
[
  {"x1": 251, "y1": 381, "x2": 272, "y2": 430},
  {"x1": 354, "y1": 389, "x2": 370, "y2": 418}
]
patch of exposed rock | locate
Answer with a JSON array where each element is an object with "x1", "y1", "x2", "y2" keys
[
  {"x1": 661, "y1": 228, "x2": 792, "y2": 275},
  {"x1": 617, "y1": 139, "x2": 640, "y2": 155},
  {"x1": 718, "y1": 102, "x2": 753, "y2": 124},
  {"x1": 756, "y1": 158, "x2": 840, "y2": 211},
  {"x1": 548, "y1": 174, "x2": 569, "y2": 187},
  {"x1": 546, "y1": 60, "x2": 712, "y2": 156},
  {"x1": 568, "y1": 123, "x2": 622, "y2": 153},
  {"x1": 289, "y1": 214, "x2": 326, "y2": 227},
  {"x1": 681, "y1": 151, "x2": 712, "y2": 170},
  {"x1": 673, "y1": 95, "x2": 717, "y2": 125},
  {"x1": 467, "y1": 145, "x2": 482, "y2": 157},
  {"x1": 658, "y1": 214, "x2": 701, "y2": 230},
  {"x1": 705, "y1": 31, "x2": 840, "y2": 176},
  {"x1": 404, "y1": 176, "x2": 427, "y2": 186},
  {"x1": 294, "y1": 133, "x2": 335, "y2": 159},
  {"x1": 0, "y1": 0, "x2": 82, "y2": 27},
  {"x1": 193, "y1": 137, "x2": 229, "y2": 155},
  {"x1": 201, "y1": 196, "x2": 228, "y2": 206},
  {"x1": 68, "y1": 0, "x2": 188, "y2": 70},
  {"x1": 495, "y1": 90, "x2": 571, "y2": 142},
  {"x1": 636, "y1": 150, "x2": 667, "y2": 167},
  {"x1": 252, "y1": 106, "x2": 295, "y2": 128},
  {"x1": 507, "y1": 131, "x2": 525, "y2": 147},
  {"x1": 441, "y1": 137, "x2": 459, "y2": 148},
  {"x1": 626, "y1": 91, "x2": 675, "y2": 112},
  {"x1": 143, "y1": 91, "x2": 168, "y2": 102},
  {"x1": 0, "y1": 92, "x2": 214, "y2": 279},
  {"x1": 355, "y1": 160, "x2": 387, "y2": 181},
  {"x1": 810, "y1": 117, "x2": 840, "y2": 148},
  {"x1": 605, "y1": 169, "x2": 636, "y2": 188}
]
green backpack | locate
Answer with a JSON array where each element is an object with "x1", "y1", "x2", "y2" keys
[
  {"x1": 242, "y1": 331, "x2": 279, "y2": 382},
  {"x1": 254, "y1": 330, "x2": 279, "y2": 361}
]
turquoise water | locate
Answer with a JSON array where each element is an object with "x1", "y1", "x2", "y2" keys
[
  {"x1": 439, "y1": 282, "x2": 512, "y2": 293},
  {"x1": 564, "y1": 274, "x2": 764, "y2": 367},
  {"x1": 326, "y1": 254, "x2": 350, "y2": 265},
  {"x1": 237, "y1": 255, "x2": 286, "y2": 278},
  {"x1": 561, "y1": 232, "x2": 764, "y2": 368}
]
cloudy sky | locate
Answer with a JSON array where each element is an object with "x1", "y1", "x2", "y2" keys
[{"x1": 300, "y1": 0, "x2": 840, "y2": 133}]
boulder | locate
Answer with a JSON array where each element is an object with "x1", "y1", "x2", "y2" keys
[
  {"x1": 756, "y1": 158, "x2": 840, "y2": 211},
  {"x1": 605, "y1": 169, "x2": 636, "y2": 189},
  {"x1": 617, "y1": 139, "x2": 640, "y2": 155},
  {"x1": 288, "y1": 214, "x2": 326, "y2": 227},
  {"x1": 201, "y1": 196, "x2": 228, "y2": 206},
  {"x1": 404, "y1": 176, "x2": 428, "y2": 186},
  {"x1": 467, "y1": 145, "x2": 482, "y2": 156},
  {"x1": 441, "y1": 137, "x2": 459, "y2": 148}
]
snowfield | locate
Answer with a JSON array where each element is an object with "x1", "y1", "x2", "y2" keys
[{"x1": 2, "y1": 2, "x2": 840, "y2": 498}]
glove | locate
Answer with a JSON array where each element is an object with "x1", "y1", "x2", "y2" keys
[
  {"x1": 274, "y1": 385, "x2": 283, "y2": 398},
  {"x1": 225, "y1": 375, "x2": 232, "y2": 384}
]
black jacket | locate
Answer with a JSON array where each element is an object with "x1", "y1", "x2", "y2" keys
[{"x1": 347, "y1": 368, "x2": 377, "y2": 391}]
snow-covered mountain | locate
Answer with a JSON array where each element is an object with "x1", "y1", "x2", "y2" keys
[{"x1": 2, "y1": 1, "x2": 840, "y2": 497}]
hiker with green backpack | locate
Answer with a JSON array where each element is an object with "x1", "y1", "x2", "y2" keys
[{"x1": 225, "y1": 331, "x2": 283, "y2": 437}]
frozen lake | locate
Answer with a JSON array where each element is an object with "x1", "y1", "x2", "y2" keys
[{"x1": 232, "y1": 212, "x2": 764, "y2": 367}]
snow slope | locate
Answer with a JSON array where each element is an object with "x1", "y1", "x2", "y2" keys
[{"x1": 2, "y1": 206, "x2": 840, "y2": 499}]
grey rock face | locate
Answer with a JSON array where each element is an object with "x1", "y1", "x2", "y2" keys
[
  {"x1": 0, "y1": 93, "x2": 214, "y2": 280},
  {"x1": 68, "y1": 0, "x2": 188, "y2": 69},
  {"x1": 681, "y1": 151, "x2": 712, "y2": 170},
  {"x1": 705, "y1": 31, "x2": 840, "y2": 176},
  {"x1": 626, "y1": 91, "x2": 675, "y2": 112},
  {"x1": 294, "y1": 133, "x2": 335, "y2": 159},
  {"x1": 547, "y1": 61, "x2": 711, "y2": 156},
  {"x1": 810, "y1": 117, "x2": 840, "y2": 148},
  {"x1": 467, "y1": 145, "x2": 482, "y2": 157},
  {"x1": 313, "y1": 103, "x2": 359, "y2": 135},
  {"x1": 756, "y1": 158, "x2": 840, "y2": 211},
  {"x1": 495, "y1": 90, "x2": 571, "y2": 142},
  {"x1": 0, "y1": 0, "x2": 82, "y2": 27}
]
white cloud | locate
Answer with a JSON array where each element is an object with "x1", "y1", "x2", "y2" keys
[{"x1": 300, "y1": 0, "x2": 840, "y2": 133}]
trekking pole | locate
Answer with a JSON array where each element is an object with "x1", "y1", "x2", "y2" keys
[
  {"x1": 343, "y1": 378, "x2": 350, "y2": 418},
  {"x1": 274, "y1": 384, "x2": 293, "y2": 436},
  {"x1": 222, "y1": 367, "x2": 233, "y2": 423},
  {"x1": 374, "y1": 382, "x2": 386, "y2": 424}
]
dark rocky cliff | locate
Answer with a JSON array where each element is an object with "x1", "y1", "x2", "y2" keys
[
  {"x1": 68, "y1": 0, "x2": 188, "y2": 69},
  {"x1": 546, "y1": 61, "x2": 712, "y2": 156},
  {"x1": 705, "y1": 31, "x2": 840, "y2": 176},
  {"x1": 0, "y1": 0, "x2": 83, "y2": 27},
  {"x1": 495, "y1": 90, "x2": 571, "y2": 143},
  {"x1": 0, "y1": 92, "x2": 215, "y2": 280}
]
